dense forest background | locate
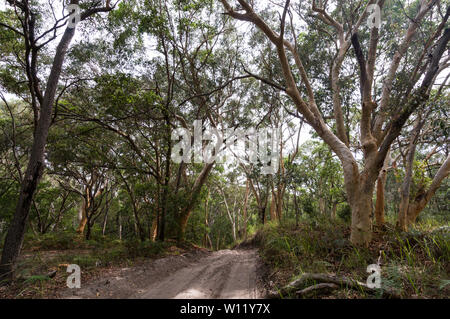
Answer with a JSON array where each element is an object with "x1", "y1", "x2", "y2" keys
[{"x1": 0, "y1": 0, "x2": 448, "y2": 298}]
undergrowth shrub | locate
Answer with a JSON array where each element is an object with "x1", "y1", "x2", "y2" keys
[
  {"x1": 256, "y1": 217, "x2": 449, "y2": 298},
  {"x1": 29, "y1": 232, "x2": 86, "y2": 250},
  {"x1": 124, "y1": 240, "x2": 171, "y2": 258}
]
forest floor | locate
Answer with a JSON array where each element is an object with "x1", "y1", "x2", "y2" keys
[
  {"x1": 1, "y1": 218, "x2": 448, "y2": 299},
  {"x1": 58, "y1": 248, "x2": 265, "y2": 299}
]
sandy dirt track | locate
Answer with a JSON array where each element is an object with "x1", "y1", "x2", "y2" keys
[{"x1": 60, "y1": 248, "x2": 264, "y2": 299}]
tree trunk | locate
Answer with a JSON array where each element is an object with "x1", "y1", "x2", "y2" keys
[
  {"x1": 76, "y1": 197, "x2": 88, "y2": 234},
  {"x1": 374, "y1": 153, "x2": 389, "y2": 226},
  {"x1": 294, "y1": 192, "x2": 299, "y2": 227},
  {"x1": 118, "y1": 211, "x2": 122, "y2": 241},
  {"x1": 269, "y1": 191, "x2": 277, "y2": 221},
  {"x1": 76, "y1": 186, "x2": 105, "y2": 236},
  {"x1": 216, "y1": 230, "x2": 221, "y2": 251},
  {"x1": 374, "y1": 174, "x2": 387, "y2": 226},
  {"x1": 284, "y1": 191, "x2": 290, "y2": 220},
  {"x1": 176, "y1": 163, "x2": 214, "y2": 242},
  {"x1": 85, "y1": 219, "x2": 92, "y2": 240},
  {"x1": 276, "y1": 187, "x2": 284, "y2": 221},
  {"x1": 398, "y1": 116, "x2": 425, "y2": 231},
  {"x1": 101, "y1": 193, "x2": 110, "y2": 236},
  {"x1": 221, "y1": 187, "x2": 236, "y2": 242},
  {"x1": 349, "y1": 186, "x2": 374, "y2": 247},
  {"x1": 259, "y1": 205, "x2": 266, "y2": 225},
  {"x1": 158, "y1": 113, "x2": 172, "y2": 242},
  {"x1": 204, "y1": 190, "x2": 210, "y2": 246},
  {"x1": 319, "y1": 197, "x2": 326, "y2": 215},
  {"x1": 407, "y1": 154, "x2": 450, "y2": 225},
  {"x1": 177, "y1": 209, "x2": 191, "y2": 242},
  {"x1": 102, "y1": 208, "x2": 108, "y2": 236},
  {"x1": 331, "y1": 202, "x2": 337, "y2": 220},
  {"x1": 242, "y1": 180, "x2": 250, "y2": 240},
  {"x1": 150, "y1": 217, "x2": 158, "y2": 242}
]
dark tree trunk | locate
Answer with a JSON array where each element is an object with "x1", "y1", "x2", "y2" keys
[
  {"x1": 259, "y1": 205, "x2": 266, "y2": 225},
  {"x1": 158, "y1": 114, "x2": 172, "y2": 242},
  {"x1": 85, "y1": 220, "x2": 92, "y2": 240},
  {"x1": 102, "y1": 199, "x2": 109, "y2": 236},
  {"x1": 294, "y1": 193, "x2": 299, "y2": 227}
]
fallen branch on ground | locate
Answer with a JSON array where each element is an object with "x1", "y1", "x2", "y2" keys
[
  {"x1": 267, "y1": 273, "x2": 401, "y2": 299},
  {"x1": 296, "y1": 283, "x2": 339, "y2": 298},
  {"x1": 46, "y1": 270, "x2": 57, "y2": 279}
]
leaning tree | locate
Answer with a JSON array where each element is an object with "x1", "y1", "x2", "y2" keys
[
  {"x1": 0, "y1": 0, "x2": 117, "y2": 280},
  {"x1": 219, "y1": 0, "x2": 450, "y2": 245}
]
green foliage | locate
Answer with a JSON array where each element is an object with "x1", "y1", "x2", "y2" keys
[
  {"x1": 23, "y1": 275, "x2": 51, "y2": 284},
  {"x1": 337, "y1": 203, "x2": 351, "y2": 223},
  {"x1": 301, "y1": 196, "x2": 316, "y2": 217},
  {"x1": 25, "y1": 232, "x2": 88, "y2": 250},
  {"x1": 124, "y1": 239, "x2": 171, "y2": 258}
]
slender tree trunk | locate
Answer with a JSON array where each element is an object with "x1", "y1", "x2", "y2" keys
[
  {"x1": 375, "y1": 174, "x2": 387, "y2": 226},
  {"x1": 102, "y1": 193, "x2": 110, "y2": 236},
  {"x1": 276, "y1": 138, "x2": 284, "y2": 221},
  {"x1": 375, "y1": 152, "x2": 390, "y2": 226},
  {"x1": 294, "y1": 192, "x2": 299, "y2": 227},
  {"x1": 242, "y1": 180, "x2": 250, "y2": 240},
  {"x1": 204, "y1": 190, "x2": 210, "y2": 247},
  {"x1": 177, "y1": 163, "x2": 214, "y2": 242},
  {"x1": 150, "y1": 186, "x2": 160, "y2": 241},
  {"x1": 206, "y1": 234, "x2": 213, "y2": 250},
  {"x1": 216, "y1": 230, "x2": 221, "y2": 251},
  {"x1": 284, "y1": 191, "x2": 289, "y2": 221},
  {"x1": 120, "y1": 175, "x2": 145, "y2": 241},
  {"x1": 397, "y1": 129, "x2": 421, "y2": 231},
  {"x1": 77, "y1": 186, "x2": 104, "y2": 236},
  {"x1": 331, "y1": 202, "x2": 338, "y2": 219},
  {"x1": 118, "y1": 211, "x2": 122, "y2": 241},
  {"x1": 407, "y1": 154, "x2": 450, "y2": 224},
  {"x1": 178, "y1": 209, "x2": 191, "y2": 242},
  {"x1": 150, "y1": 217, "x2": 158, "y2": 242},
  {"x1": 102, "y1": 208, "x2": 108, "y2": 236},
  {"x1": 269, "y1": 191, "x2": 277, "y2": 221},
  {"x1": 158, "y1": 114, "x2": 172, "y2": 241},
  {"x1": 85, "y1": 218, "x2": 92, "y2": 240},
  {"x1": 319, "y1": 197, "x2": 326, "y2": 215},
  {"x1": 221, "y1": 187, "x2": 236, "y2": 242},
  {"x1": 76, "y1": 196, "x2": 88, "y2": 234},
  {"x1": 259, "y1": 204, "x2": 266, "y2": 225},
  {"x1": 276, "y1": 187, "x2": 284, "y2": 221}
]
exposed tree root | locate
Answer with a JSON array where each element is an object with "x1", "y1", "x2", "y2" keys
[{"x1": 267, "y1": 273, "x2": 401, "y2": 299}]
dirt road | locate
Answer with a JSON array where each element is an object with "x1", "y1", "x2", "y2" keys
[{"x1": 60, "y1": 248, "x2": 264, "y2": 299}]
